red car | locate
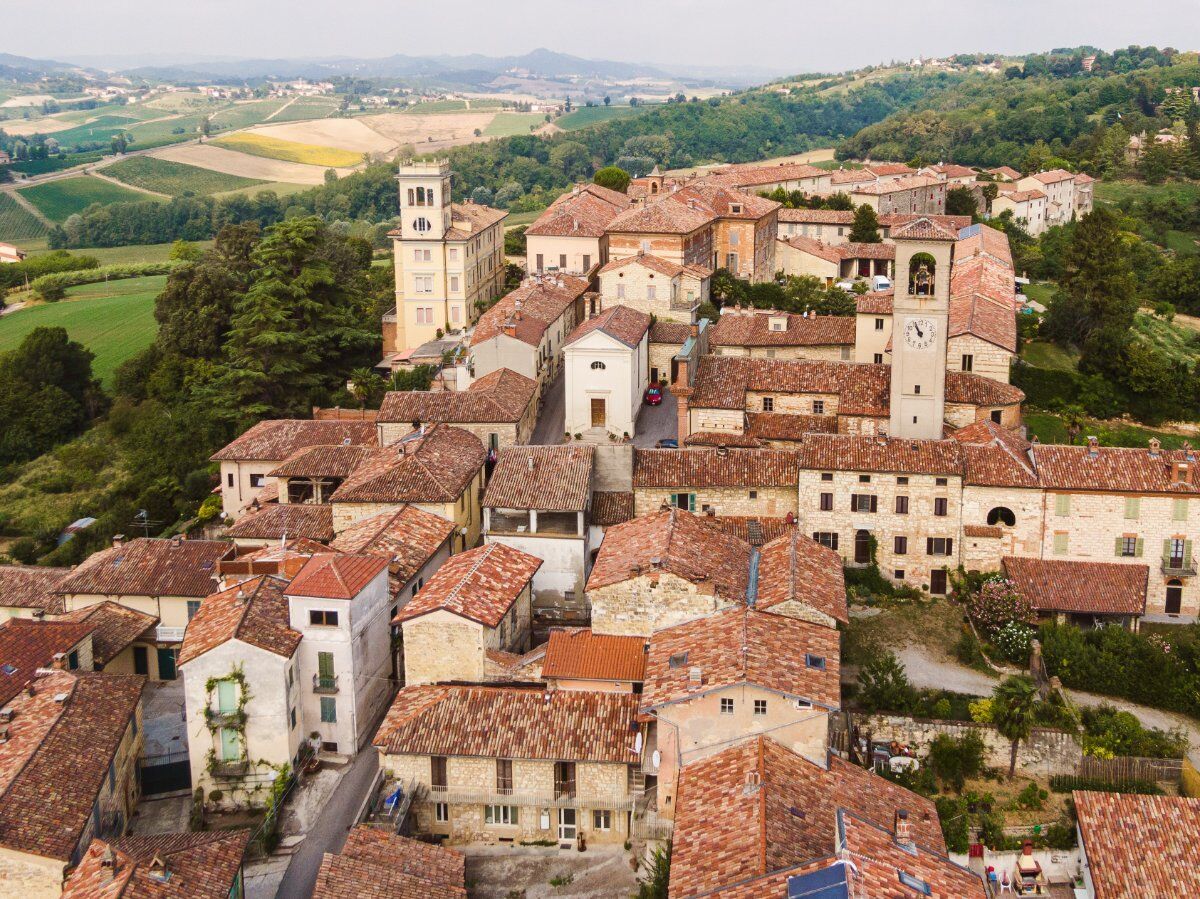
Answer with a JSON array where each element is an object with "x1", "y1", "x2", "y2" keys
[{"x1": 643, "y1": 384, "x2": 664, "y2": 406}]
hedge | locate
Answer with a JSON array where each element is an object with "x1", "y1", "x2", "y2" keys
[
  {"x1": 1048, "y1": 775, "x2": 1163, "y2": 795},
  {"x1": 31, "y1": 260, "x2": 186, "y2": 299},
  {"x1": 0, "y1": 250, "x2": 99, "y2": 290}
]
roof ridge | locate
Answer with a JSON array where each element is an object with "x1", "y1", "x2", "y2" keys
[{"x1": 441, "y1": 544, "x2": 499, "y2": 608}]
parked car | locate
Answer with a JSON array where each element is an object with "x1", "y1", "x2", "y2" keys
[
  {"x1": 871, "y1": 275, "x2": 893, "y2": 292},
  {"x1": 835, "y1": 279, "x2": 858, "y2": 293},
  {"x1": 655, "y1": 439, "x2": 678, "y2": 449},
  {"x1": 644, "y1": 384, "x2": 664, "y2": 406}
]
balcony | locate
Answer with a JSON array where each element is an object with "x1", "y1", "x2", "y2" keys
[
  {"x1": 1162, "y1": 554, "x2": 1197, "y2": 576},
  {"x1": 313, "y1": 674, "x2": 340, "y2": 694},
  {"x1": 424, "y1": 783, "x2": 635, "y2": 811},
  {"x1": 211, "y1": 758, "x2": 249, "y2": 778}
]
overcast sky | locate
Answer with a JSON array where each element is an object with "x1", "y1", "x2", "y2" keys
[{"x1": 12, "y1": 0, "x2": 1200, "y2": 74}]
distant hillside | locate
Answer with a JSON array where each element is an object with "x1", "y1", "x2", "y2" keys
[{"x1": 0, "y1": 52, "x2": 92, "y2": 80}]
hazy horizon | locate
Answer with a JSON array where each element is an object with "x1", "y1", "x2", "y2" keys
[{"x1": 9, "y1": 0, "x2": 1200, "y2": 76}]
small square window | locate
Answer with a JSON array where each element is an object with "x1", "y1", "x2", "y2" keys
[
  {"x1": 805, "y1": 654, "x2": 826, "y2": 670},
  {"x1": 894, "y1": 569, "x2": 905, "y2": 580},
  {"x1": 762, "y1": 396, "x2": 774, "y2": 412},
  {"x1": 749, "y1": 490, "x2": 758, "y2": 500},
  {"x1": 753, "y1": 699, "x2": 767, "y2": 716},
  {"x1": 812, "y1": 400, "x2": 825, "y2": 415},
  {"x1": 593, "y1": 809, "x2": 612, "y2": 830},
  {"x1": 897, "y1": 476, "x2": 909, "y2": 485},
  {"x1": 858, "y1": 474, "x2": 871, "y2": 483},
  {"x1": 820, "y1": 472, "x2": 833, "y2": 482},
  {"x1": 935, "y1": 477, "x2": 948, "y2": 487},
  {"x1": 720, "y1": 698, "x2": 734, "y2": 715}
]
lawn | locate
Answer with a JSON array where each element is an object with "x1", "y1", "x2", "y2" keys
[
  {"x1": 1131, "y1": 312, "x2": 1200, "y2": 365},
  {"x1": 211, "y1": 132, "x2": 362, "y2": 167},
  {"x1": 556, "y1": 106, "x2": 644, "y2": 130},
  {"x1": 1094, "y1": 179, "x2": 1200, "y2": 208},
  {"x1": 1020, "y1": 339, "x2": 1078, "y2": 371},
  {"x1": 0, "y1": 193, "x2": 48, "y2": 240},
  {"x1": 1021, "y1": 282, "x2": 1055, "y2": 307},
  {"x1": 503, "y1": 207, "x2": 548, "y2": 228},
  {"x1": 19, "y1": 176, "x2": 158, "y2": 221},
  {"x1": 482, "y1": 112, "x2": 547, "y2": 137},
  {"x1": 212, "y1": 180, "x2": 313, "y2": 200},
  {"x1": 0, "y1": 275, "x2": 166, "y2": 385},
  {"x1": 1023, "y1": 411, "x2": 1194, "y2": 449},
  {"x1": 104, "y1": 156, "x2": 265, "y2": 197}
]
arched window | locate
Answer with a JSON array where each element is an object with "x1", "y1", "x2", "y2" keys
[
  {"x1": 650, "y1": 182, "x2": 659, "y2": 194},
  {"x1": 413, "y1": 217, "x2": 431, "y2": 234},
  {"x1": 590, "y1": 360, "x2": 606, "y2": 370},
  {"x1": 908, "y1": 252, "x2": 937, "y2": 296},
  {"x1": 986, "y1": 507, "x2": 1016, "y2": 527},
  {"x1": 854, "y1": 529, "x2": 872, "y2": 565},
  {"x1": 1166, "y1": 579, "x2": 1183, "y2": 615}
]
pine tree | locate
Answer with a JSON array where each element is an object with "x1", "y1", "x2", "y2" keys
[{"x1": 848, "y1": 204, "x2": 881, "y2": 243}]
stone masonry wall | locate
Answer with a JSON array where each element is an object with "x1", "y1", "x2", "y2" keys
[
  {"x1": 590, "y1": 572, "x2": 732, "y2": 637},
  {"x1": 633, "y1": 486, "x2": 797, "y2": 518}
]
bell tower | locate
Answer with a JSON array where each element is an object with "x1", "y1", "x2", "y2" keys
[
  {"x1": 397, "y1": 159, "x2": 452, "y2": 240},
  {"x1": 888, "y1": 218, "x2": 957, "y2": 440}
]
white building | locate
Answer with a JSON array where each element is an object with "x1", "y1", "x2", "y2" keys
[{"x1": 563, "y1": 305, "x2": 651, "y2": 438}]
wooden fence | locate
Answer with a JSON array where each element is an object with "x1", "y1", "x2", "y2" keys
[{"x1": 1077, "y1": 755, "x2": 1183, "y2": 785}]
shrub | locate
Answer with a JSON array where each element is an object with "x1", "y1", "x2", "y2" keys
[
  {"x1": 927, "y1": 731, "x2": 987, "y2": 792},
  {"x1": 954, "y1": 628, "x2": 989, "y2": 669},
  {"x1": 29, "y1": 260, "x2": 186, "y2": 296},
  {"x1": 969, "y1": 698, "x2": 994, "y2": 724},
  {"x1": 967, "y1": 577, "x2": 1035, "y2": 638},
  {"x1": 855, "y1": 649, "x2": 917, "y2": 713},
  {"x1": 935, "y1": 796, "x2": 970, "y2": 853},
  {"x1": 1048, "y1": 774, "x2": 1164, "y2": 795},
  {"x1": 1014, "y1": 782, "x2": 1048, "y2": 810},
  {"x1": 1079, "y1": 705, "x2": 1187, "y2": 758},
  {"x1": 993, "y1": 621, "x2": 1035, "y2": 665}
]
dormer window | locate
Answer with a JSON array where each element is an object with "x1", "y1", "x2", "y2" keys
[{"x1": 730, "y1": 203, "x2": 742, "y2": 214}]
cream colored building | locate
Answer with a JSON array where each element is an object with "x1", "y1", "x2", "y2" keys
[
  {"x1": 385, "y1": 160, "x2": 507, "y2": 363},
  {"x1": 596, "y1": 254, "x2": 709, "y2": 323},
  {"x1": 1014, "y1": 170, "x2": 1092, "y2": 229},
  {"x1": 524, "y1": 182, "x2": 630, "y2": 275},
  {"x1": 992, "y1": 188, "x2": 1048, "y2": 235}
]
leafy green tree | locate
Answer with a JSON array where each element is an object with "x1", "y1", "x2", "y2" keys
[
  {"x1": 945, "y1": 186, "x2": 978, "y2": 218},
  {"x1": 856, "y1": 650, "x2": 918, "y2": 713},
  {"x1": 349, "y1": 367, "x2": 386, "y2": 408},
  {"x1": 549, "y1": 140, "x2": 591, "y2": 180},
  {"x1": 848, "y1": 204, "x2": 882, "y2": 243},
  {"x1": 593, "y1": 165, "x2": 631, "y2": 193},
  {"x1": 991, "y1": 676, "x2": 1039, "y2": 778},
  {"x1": 168, "y1": 239, "x2": 202, "y2": 262}
]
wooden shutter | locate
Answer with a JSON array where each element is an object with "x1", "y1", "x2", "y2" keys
[
  {"x1": 688, "y1": 493, "x2": 696, "y2": 512},
  {"x1": 1135, "y1": 538, "x2": 1144, "y2": 557},
  {"x1": 1114, "y1": 537, "x2": 1125, "y2": 557},
  {"x1": 870, "y1": 496, "x2": 878, "y2": 513}
]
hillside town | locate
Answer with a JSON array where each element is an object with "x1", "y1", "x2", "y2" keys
[{"x1": 3, "y1": 128, "x2": 1200, "y2": 898}]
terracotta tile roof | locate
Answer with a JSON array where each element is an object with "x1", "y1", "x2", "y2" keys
[
  {"x1": 669, "y1": 183, "x2": 780, "y2": 220},
  {"x1": 443, "y1": 202, "x2": 507, "y2": 241},
  {"x1": 485, "y1": 645, "x2": 546, "y2": 680},
  {"x1": 988, "y1": 166, "x2": 1023, "y2": 180},
  {"x1": 702, "y1": 516, "x2": 795, "y2": 545},
  {"x1": 57, "y1": 602, "x2": 157, "y2": 668},
  {"x1": 925, "y1": 163, "x2": 976, "y2": 180},
  {"x1": 855, "y1": 291, "x2": 894, "y2": 314},
  {"x1": 63, "y1": 830, "x2": 251, "y2": 899},
  {"x1": 0, "y1": 620, "x2": 94, "y2": 705},
  {"x1": 210, "y1": 419, "x2": 376, "y2": 462},
  {"x1": 287, "y1": 553, "x2": 389, "y2": 600},
  {"x1": 633, "y1": 447, "x2": 800, "y2": 487},
  {"x1": 707, "y1": 162, "x2": 828, "y2": 188},
  {"x1": 267, "y1": 444, "x2": 372, "y2": 479},
  {"x1": 1030, "y1": 168, "x2": 1076, "y2": 185},
  {"x1": 792, "y1": 433, "x2": 963, "y2": 475},
  {"x1": 756, "y1": 530, "x2": 849, "y2": 623},
  {"x1": 781, "y1": 235, "x2": 843, "y2": 264},
  {"x1": 56, "y1": 538, "x2": 231, "y2": 599},
  {"x1": 1031, "y1": 444, "x2": 1200, "y2": 494},
  {"x1": 0, "y1": 670, "x2": 144, "y2": 862},
  {"x1": 683, "y1": 431, "x2": 764, "y2": 448},
  {"x1": 1074, "y1": 173, "x2": 1096, "y2": 185},
  {"x1": 540, "y1": 628, "x2": 647, "y2": 682},
  {"x1": 687, "y1": 357, "x2": 891, "y2": 415},
  {"x1": 642, "y1": 608, "x2": 840, "y2": 711},
  {"x1": 599, "y1": 253, "x2": 694, "y2": 279},
  {"x1": 830, "y1": 169, "x2": 877, "y2": 185},
  {"x1": 329, "y1": 506, "x2": 454, "y2": 587},
  {"x1": 395, "y1": 543, "x2": 541, "y2": 628},
  {"x1": 777, "y1": 208, "x2": 854, "y2": 224},
  {"x1": 607, "y1": 195, "x2": 716, "y2": 234},
  {"x1": 587, "y1": 509, "x2": 752, "y2": 600},
  {"x1": 949, "y1": 286, "x2": 1017, "y2": 352},
  {"x1": 1002, "y1": 557, "x2": 1148, "y2": 616},
  {"x1": 178, "y1": 575, "x2": 301, "y2": 666},
  {"x1": 881, "y1": 213, "x2": 973, "y2": 231},
  {"x1": 331, "y1": 425, "x2": 485, "y2": 504},
  {"x1": 669, "y1": 736, "x2": 945, "y2": 898},
  {"x1": 852, "y1": 174, "x2": 943, "y2": 196},
  {"x1": 526, "y1": 184, "x2": 630, "y2": 238},
  {"x1": 888, "y1": 215, "x2": 959, "y2": 240},
  {"x1": 565, "y1": 304, "x2": 651, "y2": 348},
  {"x1": 649, "y1": 320, "x2": 693, "y2": 344},
  {"x1": 225, "y1": 503, "x2": 335, "y2": 543},
  {"x1": 471, "y1": 276, "x2": 588, "y2": 347},
  {"x1": 956, "y1": 224, "x2": 1013, "y2": 266},
  {"x1": 867, "y1": 163, "x2": 917, "y2": 177},
  {"x1": 997, "y1": 187, "x2": 1046, "y2": 202},
  {"x1": 964, "y1": 524, "x2": 1005, "y2": 537},
  {"x1": 313, "y1": 826, "x2": 466, "y2": 899},
  {"x1": 834, "y1": 811, "x2": 986, "y2": 898},
  {"x1": 745, "y1": 411, "x2": 837, "y2": 440},
  {"x1": 378, "y1": 368, "x2": 537, "y2": 425},
  {"x1": 945, "y1": 370, "x2": 1024, "y2": 407},
  {"x1": 710, "y1": 312, "x2": 855, "y2": 347},
  {"x1": 0, "y1": 565, "x2": 71, "y2": 613},
  {"x1": 483, "y1": 445, "x2": 594, "y2": 512},
  {"x1": 952, "y1": 419, "x2": 1037, "y2": 487},
  {"x1": 842, "y1": 241, "x2": 896, "y2": 260},
  {"x1": 591, "y1": 491, "x2": 634, "y2": 526},
  {"x1": 374, "y1": 684, "x2": 639, "y2": 763},
  {"x1": 1074, "y1": 791, "x2": 1200, "y2": 898}
]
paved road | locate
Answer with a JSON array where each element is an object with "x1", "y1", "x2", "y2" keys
[
  {"x1": 531, "y1": 372, "x2": 565, "y2": 445},
  {"x1": 633, "y1": 387, "x2": 678, "y2": 447},
  {"x1": 274, "y1": 749, "x2": 380, "y2": 898}
]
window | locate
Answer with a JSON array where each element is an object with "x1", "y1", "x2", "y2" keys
[
  {"x1": 187, "y1": 600, "x2": 201, "y2": 621},
  {"x1": 590, "y1": 360, "x2": 606, "y2": 370},
  {"x1": 1054, "y1": 494, "x2": 1071, "y2": 517},
  {"x1": 819, "y1": 492, "x2": 833, "y2": 511},
  {"x1": 934, "y1": 497, "x2": 948, "y2": 517},
  {"x1": 218, "y1": 727, "x2": 241, "y2": 761},
  {"x1": 449, "y1": 276, "x2": 460, "y2": 293},
  {"x1": 435, "y1": 802, "x2": 449, "y2": 823},
  {"x1": 805, "y1": 654, "x2": 826, "y2": 670},
  {"x1": 821, "y1": 472, "x2": 833, "y2": 482},
  {"x1": 874, "y1": 353, "x2": 884, "y2": 364},
  {"x1": 762, "y1": 396, "x2": 775, "y2": 412},
  {"x1": 249, "y1": 473, "x2": 266, "y2": 488},
  {"x1": 720, "y1": 698, "x2": 734, "y2": 715},
  {"x1": 859, "y1": 475, "x2": 871, "y2": 483},
  {"x1": 898, "y1": 871, "x2": 931, "y2": 895},
  {"x1": 674, "y1": 493, "x2": 695, "y2": 511},
  {"x1": 812, "y1": 400, "x2": 825, "y2": 415},
  {"x1": 319, "y1": 697, "x2": 337, "y2": 723},
  {"x1": 851, "y1": 494, "x2": 878, "y2": 513},
  {"x1": 895, "y1": 496, "x2": 909, "y2": 514},
  {"x1": 647, "y1": 284, "x2": 657, "y2": 301},
  {"x1": 875, "y1": 318, "x2": 885, "y2": 331},
  {"x1": 813, "y1": 532, "x2": 839, "y2": 550},
  {"x1": 217, "y1": 679, "x2": 238, "y2": 713},
  {"x1": 67, "y1": 650, "x2": 79, "y2": 670},
  {"x1": 536, "y1": 254, "x2": 544, "y2": 271},
  {"x1": 486, "y1": 805, "x2": 519, "y2": 826},
  {"x1": 896, "y1": 476, "x2": 909, "y2": 485},
  {"x1": 1119, "y1": 536, "x2": 1139, "y2": 557},
  {"x1": 894, "y1": 536, "x2": 908, "y2": 555},
  {"x1": 726, "y1": 252, "x2": 738, "y2": 270},
  {"x1": 749, "y1": 490, "x2": 758, "y2": 500},
  {"x1": 935, "y1": 477, "x2": 948, "y2": 487},
  {"x1": 413, "y1": 216, "x2": 431, "y2": 233},
  {"x1": 926, "y1": 537, "x2": 954, "y2": 556},
  {"x1": 929, "y1": 569, "x2": 948, "y2": 595},
  {"x1": 431, "y1": 756, "x2": 447, "y2": 788},
  {"x1": 448, "y1": 248, "x2": 458, "y2": 262},
  {"x1": 961, "y1": 354, "x2": 973, "y2": 372},
  {"x1": 1053, "y1": 532, "x2": 1069, "y2": 555},
  {"x1": 559, "y1": 254, "x2": 567, "y2": 270},
  {"x1": 226, "y1": 472, "x2": 234, "y2": 488},
  {"x1": 496, "y1": 758, "x2": 513, "y2": 793},
  {"x1": 913, "y1": 385, "x2": 921, "y2": 395},
  {"x1": 593, "y1": 809, "x2": 612, "y2": 830},
  {"x1": 582, "y1": 255, "x2": 591, "y2": 271},
  {"x1": 309, "y1": 610, "x2": 339, "y2": 627},
  {"x1": 413, "y1": 248, "x2": 431, "y2": 262},
  {"x1": 987, "y1": 507, "x2": 1016, "y2": 527},
  {"x1": 1125, "y1": 497, "x2": 1141, "y2": 519},
  {"x1": 616, "y1": 283, "x2": 626, "y2": 299},
  {"x1": 894, "y1": 569, "x2": 905, "y2": 580},
  {"x1": 753, "y1": 699, "x2": 767, "y2": 716},
  {"x1": 991, "y1": 409, "x2": 1003, "y2": 424},
  {"x1": 414, "y1": 275, "x2": 434, "y2": 294}
]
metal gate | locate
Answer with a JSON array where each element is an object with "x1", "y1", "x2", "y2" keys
[{"x1": 141, "y1": 751, "x2": 192, "y2": 796}]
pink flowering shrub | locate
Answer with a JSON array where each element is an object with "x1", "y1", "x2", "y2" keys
[{"x1": 967, "y1": 577, "x2": 1035, "y2": 638}]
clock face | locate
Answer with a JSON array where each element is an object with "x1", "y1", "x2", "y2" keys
[{"x1": 903, "y1": 317, "x2": 937, "y2": 350}]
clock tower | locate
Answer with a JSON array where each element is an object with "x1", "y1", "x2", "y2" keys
[{"x1": 888, "y1": 218, "x2": 957, "y2": 440}]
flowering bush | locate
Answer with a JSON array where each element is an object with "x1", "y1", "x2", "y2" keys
[
  {"x1": 993, "y1": 621, "x2": 1035, "y2": 664},
  {"x1": 967, "y1": 578, "x2": 1035, "y2": 638},
  {"x1": 969, "y1": 698, "x2": 994, "y2": 724}
]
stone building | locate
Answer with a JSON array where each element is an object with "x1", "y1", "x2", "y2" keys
[
  {"x1": 373, "y1": 684, "x2": 642, "y2": 846},
  {"x1": 632, "y1": 446, "x2": 801, "y2": 518},
  {"x1": 605, "y1": 195, "x2": 717, "y2": 273},
  {"x1": 776, "y1": 210, "x2": 971, "y2": 244},
  {"x1": 1001, "y1": 556, "x2": 1149, "y2": 629},
  {"x1": 850, "y1": 174, "x2": 947, "y2": 215},
  {"x1": 62, "y1": 830, "x2": 251, "y2": 899},
  {"x1": 395, "y1": 542, "x2": 541, "y2": 685},
  {"x1": 524, "y1": 182, "x2": 630, "y2": 276},
  {"x1": 710, "y1": 309, "x2": 855, "y2": 362},
  {"x1": 596, "y1": 253, "x2": 710, "y2": 323},
  {"x1": 539, "y1": 628, "x2": 647, "y2": 693}
]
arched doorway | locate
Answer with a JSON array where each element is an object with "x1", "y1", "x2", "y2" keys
[
  {"x1": 1166, "y1": 579, "x2": 1183, "y2": 615},
  {"x1": 854, "y1": 529, "x2": 872, "y2": 565}
]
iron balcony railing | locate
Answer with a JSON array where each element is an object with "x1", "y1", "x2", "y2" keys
[
  {"x1": 313, "y1": 674, "x2": 339, "y2": 694},
  {"x1": 1162, "y1": 554, "x2": 1197, "y2": 576},
  {"x1": 424, "y1": 783, "x2": 636, "y2": 811}
]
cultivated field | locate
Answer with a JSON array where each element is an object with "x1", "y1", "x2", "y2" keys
[
  {"x1": 0, "y1": 275, "x2": 167, "y2": 385},
  {"x1": 557, "y1": 106, "x2": 644, "y2": 130},
  {"x1": 19, "y1": 176, "x2": 157, "y2": 221},
  {"x1": 24, "y1": 240, "x2": 214, "y2": 264},
  {"x1": 149, "y1": 143, "x2": 344, "y2": 184},
  {"x1": 358, "y1": 111, "x2": 510, "y2": 151},
  {"x1": 243, "y1": 118, "x2": 398, "y2": 155},
  {"x1": 104, "y1": 156, "x2": 266, "y2": 197},
  {"x1": 267, "y1": 96, "x2": 343, "y2": 123},
  {"x1": 0, "y1": 193, "x2": 48, "y2": 240},
  {"x1": 207, "y1": 98, "x2": 292, "y2": 131},
  {"x1": 211, "y1": 132, "x2": 364, "y2": 167},
  {"x1": 481, "y1": 112, "x2": 547, "y2": 137}
]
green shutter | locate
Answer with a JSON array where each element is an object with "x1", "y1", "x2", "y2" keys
[
  {"x1": 217, "y1": 680, "x2": 237, "y2": 713},
  {"x1": 1114, "y1": 537, "x2": 1124, "y2": 557},
  {"x1": 1125, "y1": 497, "x2": 1140, "y2": 519},
  {"x1": 1055, "y1": 494, "x2": 1070, "y2": 516},
  {"x1": 318, "y1": 651, "x2": 335, "y2": 679},
  {"x1": 688, "y1": 493, "x2": 696, "y2": 512},
  {"x1": 1135, "y1": 538, "x2": 1144, "y2": 557},
  {"x1": 220, "y1": 728, "x2": 241, "y2": 761},
  {"x1": 1186, "y1": 540, "x2": 1194, "y2": 563},
  {"x1": 1165, "y1": 539, "x2": 1174, "y2": 560}
]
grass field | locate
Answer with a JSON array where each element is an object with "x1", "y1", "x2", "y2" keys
[
  {"x1": 207, "y1": 98, "x2": 291, "y2": 132},
  {"x1": 0, "y1": 193, "x2": 48, "y2": 240},
  {"x1": 1021, "y1": 282, "x2": 1056, "y2": 307},
  {"x1": 211, "y1": 132, "x2": 362, "y2": 167},
  {"x1": 1132, "y1": 312, "x2": 1200, "y2": 363},
  {"x1": 482, "y1": 112, "x2": 547, "y2": 137},
  {"x1": 1094, "y1": 179, "x2": 1200, "y2": 208},
  {"x1": 268, "y1": 97, "x2": 343, "y2": 123},
  {"x1": 22, "y1": 240, "x2": 213, "y2": 264},
  {"x1": 19, "y1": 176, "x2": 158, "y2": 222},
  {"x1": 401, "y1": 99, "x2": 503, "y2": 114},
  {"x1": 556, "y1": 106, "x2": 643, "y2": 130},
  {"x1": 105, "y1": 156, "x2": 265, "y2": 197},
  {"x1": 212, "y1": 180, "x2": 313, "y2": 200},
  {"x1": 1020, "y1": 339, "x2": 1079, "y2": 371},
  {"x1": 1024, "y1": 411, "x2": 1194, "y2": 449},
  {"x1": 0, "y1": 275, "x2": 166, "y2": 385}
]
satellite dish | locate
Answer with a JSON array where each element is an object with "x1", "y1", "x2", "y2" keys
[{"x1": 652, "y1": 749, "x2": 661, "y2": 769}]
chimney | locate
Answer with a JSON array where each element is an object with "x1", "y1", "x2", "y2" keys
[
  {"x1": 527, "y1": 455, "x2": 535, "y2": 472},
  {"x1": 171, "y1": 534, "x2": 184, "y2": 547},
  {"x1": 148, "y1": 856, "x2": 169, "y2": 882},
  {"x1": 687, "y1": 666, "x2": 703, "y2": 686},
  {"x1": 100, "y1": 846, "x2": 117, "y2": 884},
  {"x1": 1086, "y1": 436, "x2": 1099, "y2": 457},
  {"x1": 894, "y1": 809, "x2": 914, "y2": 850},
  {"x1": 112, "y1": 534, "x2": 125, "y2": 548},
  {"x1": 1149, "y1": 437, "x2": 1162, "y2": 457}
]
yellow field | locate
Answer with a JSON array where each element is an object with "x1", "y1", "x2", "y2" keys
[{"x1": 210, "y1": 133, "x2": 364, "y2": 168}]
